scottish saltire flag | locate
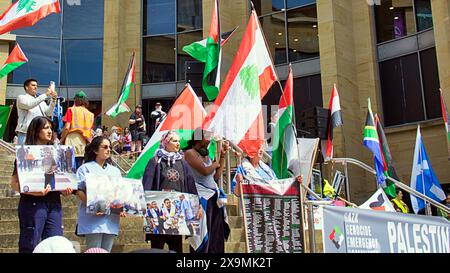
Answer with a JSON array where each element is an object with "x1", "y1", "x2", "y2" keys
[
  {"x1": 410, "y1": 126, "x2": 446, "y2": 214},
  {"x1": 363, "y1": 98, "x2": 385, "y2": 185}
]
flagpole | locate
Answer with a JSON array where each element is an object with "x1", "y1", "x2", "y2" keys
[{"x1": 417, "y1": 125, "x2": 431, "y2": 215}]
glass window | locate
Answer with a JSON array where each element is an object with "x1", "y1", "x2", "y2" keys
[
  {"x1": 177, "y1": 0, "x2": 202, "y2": 32},
  {"x1": 286, "y1": 0, "x2": 316, "y2": 9},
  {"x1": 143, "y1": 36, "x2": 176, "y2": 83},
  {"x1": 60, "y1": 39, "x2": 103, "y2": 85},
  {"x1": 11, "y1": 0, "x2": 61, "y2": 38},
  {"x1": 379, "y1": 53, "x2": 425, "y2": 126},
  {"x1": 11, "y1": 37, "x2": 60, "y2": 85},
  {"x1": 177, "y1": 31, "x2": 203, "y2": 80},
  {"x1": 287, "y1": 5, "x2": 319, "y2": 61},
  {"x1": 144, "y1": 0, "x2": 176, "y2": 35},
  {"x1": 420, "y1": 48, "x2": 441, "y2": 120},
  {"x1": 259, "y1": 14, "x2": 287, "y2": 65},
  {"x1": 375, "y1": 0, "x2": 433, "y2": 43},
  {"x1": 415, "y1": 0, "x2": 433, "y2": 31},
  {"x1": 63, "y1": 0, "x2": 104, "y2": 38},
  {"x1": 253, "y1": 0, "x2": 285, "y2": 16}
]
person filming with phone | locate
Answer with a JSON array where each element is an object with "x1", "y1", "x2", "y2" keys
[{"x1": 15, "y1": 79, "x2": 58, "y2": 145}]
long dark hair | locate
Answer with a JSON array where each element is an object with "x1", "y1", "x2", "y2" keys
[
  {"x1": 25, "y1": 116, "x2": 54, "y2": 145},
  {"x1": 84, "y1": 136, "x2": 112, "y2": 165}
]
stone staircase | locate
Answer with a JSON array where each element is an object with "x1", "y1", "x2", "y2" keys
[{"x1": 0, "y1": 146, "x2": 246, "y2": 253}]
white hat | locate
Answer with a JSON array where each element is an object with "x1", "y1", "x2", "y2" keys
[{"x1": 33, "y1": 236, "x2": 76, "y2": 253}]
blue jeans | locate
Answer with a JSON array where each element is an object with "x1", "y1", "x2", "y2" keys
[
  {"x1": 85, "y1": 233, "x2": 116, "y2": 252},
  {"x1": 17, "y1": 132, "x2": 26, "y2": 145},
  {"x1": 18, "y1": 199, "x2": 63, "y2": 253}
]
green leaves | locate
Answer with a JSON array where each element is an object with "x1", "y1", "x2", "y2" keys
[
  {"x1": 17, "y1": 0, "x2": 36, "y2": 14},
  {"x1": 239, "y1": 64, "x2": 259, "y2": 100}
]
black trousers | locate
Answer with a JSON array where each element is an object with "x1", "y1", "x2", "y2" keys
[{"x1": 146, "y1": 234, "x2": 183, "y2": 253}]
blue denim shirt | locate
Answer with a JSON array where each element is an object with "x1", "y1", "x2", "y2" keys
[{"x1": 76, "y1": 161, "x2": 122, "y2": 235}]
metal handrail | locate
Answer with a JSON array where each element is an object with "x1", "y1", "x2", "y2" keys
[
  {"x1": 329, "y1": 157, "x2": 450, "y2": 214},
  {"x1": 110, "y1": 155, "x2": 128, "y2": 175},
  {"x1": 0, "y1": 139, "x2": 15, "y2": 154},
  {"x1": 110, "y1": 149, "x2": 133, "y2": 170}
]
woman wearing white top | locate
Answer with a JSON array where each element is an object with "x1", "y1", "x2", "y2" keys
[{"x1": 74, "y1": 136, "x2": 126, "y2": 252}]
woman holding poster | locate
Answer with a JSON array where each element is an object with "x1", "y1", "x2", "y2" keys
[
  {"x1": 142, "y1": 131, "x2": 199, "y2": 253},
  {"x1": 10, "y1": 116, "x2": 73, "y2": 253},
  {"x1": 74, "y1": 136, "x2": 126, "y2": 252}
]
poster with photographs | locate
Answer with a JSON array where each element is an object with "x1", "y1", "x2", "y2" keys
[
  {"x1": 16, "y1": 145, "x2": 78, "y2": 193},
  {"x1": 143, "y1": 191, "x2": 201, "y2": 236},
  {"x1": 85, "y1": 174, "x2": 146, "y2": 216}
]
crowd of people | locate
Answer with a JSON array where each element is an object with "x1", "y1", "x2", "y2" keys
[{"x1": 8, "y1": 78, "x2": 448, "y2": 254}]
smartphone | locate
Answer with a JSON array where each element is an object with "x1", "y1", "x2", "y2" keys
[{"x1": 49, "y1": 81, "x2": 56, "y2": 93}]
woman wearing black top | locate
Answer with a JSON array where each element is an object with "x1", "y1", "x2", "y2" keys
[
  {"x1": 142, "y1": 130, "x2": 198, "y2": 253},
  {"x1": 10, "y1": 116, "x2": 73, "y2": 253}
]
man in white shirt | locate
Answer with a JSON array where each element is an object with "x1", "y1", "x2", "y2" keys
[{"x1": 15, "y1": 79, "x2": 57, "y2": 144}]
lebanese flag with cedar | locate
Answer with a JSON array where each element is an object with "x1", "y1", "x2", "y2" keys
[
  {"x1": 203, "y1": 9, "x2": 277, "y2": 146},
  {"x1": 0, "y1": 0, "x2": 60, "y2": 35}
]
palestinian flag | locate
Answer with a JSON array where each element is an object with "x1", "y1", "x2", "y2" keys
[
  {"x1": 106, "y1": 52, "x2": 135, "y2": 118},
  {"x1": 272, "y1": 65, "x2": 299, "y2": 179},
  {"x1": 363, "y1": 98, "x2": 385, "y2": 185},
  {"x1": 0, "y1": 0, "x2": 60, "y2": 35},
  {"x1": 439, "y1": 89, "x2": 450, "y2": 159},
  {"x1": 127, "y1": 84, "x2": 206, "y2": 179},
  {"x1": 203, "y1": 9, "x2": 277, "y2": 144},
  {"x1": 0, "y1": 105, "x2": 12, "y2": 139},
  {"x1": 321, "y1": 84, "x2": 343, "y2": 161},
  {"x1": 182, "y1": 0, "x2": 220, "y2": 101},
  {"x1": 374, "y1": 114, "x2": 397, "y2": 198},
  {"x1": 0, "y1": 43, "x2": 28, "y2": 79}
]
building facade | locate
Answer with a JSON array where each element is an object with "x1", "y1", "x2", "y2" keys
[{"x1": 0, "y1": 0, "x2": 448, "y2": 203}]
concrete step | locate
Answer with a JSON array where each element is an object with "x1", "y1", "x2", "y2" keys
[
  {"x1": 0, "y1": 215, "x2": 244, "y2": 234},
  {"x1": 0, "y1": 241, "x2": 247, "y2": 253},
  {"x1": 0, "y1": 229, "x2": 147, "y2": 248},
  {"x1": 0, "y1": 216, "x2": 145, "y2": 234},
  {"x1": 0, "y1": 206, "x2": 79, "y2": 221}
]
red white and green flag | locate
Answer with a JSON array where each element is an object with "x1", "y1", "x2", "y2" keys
[
  {"x1": 440, "y1": 89, "x2": 450, "y2": 159},
  {"x1": 182, "y1": 0, "x2": 221, "y2": 101},
  {"x1": 106, "y1": 52, "x2": 135, "y2": 118},
  {"x1": 321, "y1": 84, "x2": 343, "y2": 161},
  {"x1": 0, "y1": 43, "x2": 28, "y2": 79},
  {"x1": 203, "y1": 9, "x2": 277, "y2": 144},
  {"x1": 127, "y1": 84, "x2": 206, "y2": 179},
  {"x1": 0, "y1": 0, "x2": 60, "y2": 35},
  {"x1": 271, "y1": 65, "x2": 299, "y2": 179}
]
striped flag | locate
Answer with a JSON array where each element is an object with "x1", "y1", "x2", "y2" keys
[
  {"x1": 127, "y1": 84, "x2": 206, "y2": 179},
  {"x1": 202, "y1": 9, "x2": 277, "y2": 144},
  {"x1": 374, "y1": 114, "x2": 397, "y2": 198},
  {"x1": 0, "y1": 0, "x2": 60, "y2": 35},
  {"x1": 321, "y1": 84, "x2": 343, "y2": 161},
  {"x1": 272, "y1": 65, "x2": 299, "y2": 179},
  {"x1": 439, "y1": 89, "x2": 450, "y2": 159},
  {"x1": 363, "y1": 98, "x2": 385, "y2": 185},
  {"x1": 0, "y1": 43, "x2": 28, "y2": 79},
  {"x1": 182, "y1": 0, "x2": 220, "y2": 101},
  {"x1": 106, "y1": 52, "x2": 135, "y2": 118}
]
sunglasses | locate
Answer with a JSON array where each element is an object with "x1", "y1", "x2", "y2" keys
[{"x1": 100, "y1": 145, "x2": 112, "y2": 150}]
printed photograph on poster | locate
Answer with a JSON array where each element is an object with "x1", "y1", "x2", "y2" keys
[
  {"x1": 85, "y1": 174, "x2": 146, "y2": 216},
  {"x1": 143, "y1": 191, "x2": 201, "y2": 236},
  {"x1": 16, "y1": 145, "x2": 78, "y2": 193}
]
